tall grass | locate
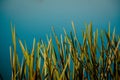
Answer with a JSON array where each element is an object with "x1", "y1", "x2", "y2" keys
[{"x1": 10, "y1": 22, "x2": 120, "y2": 80}]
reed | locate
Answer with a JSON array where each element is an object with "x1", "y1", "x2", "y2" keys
[{"x1": 10, "y1": 22, "x2": 120, "y2": 80}]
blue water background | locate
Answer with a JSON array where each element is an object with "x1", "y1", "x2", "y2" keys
[{"x1": 0, "y1": 0, "x2": 120, "y2": 79}]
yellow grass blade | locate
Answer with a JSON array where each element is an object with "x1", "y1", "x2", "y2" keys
[
  {"x1": 19, "y1": 39, "x2": 29, "y2": 67},
  {"x1": 94, "y1": 29, "x2": 98, "y2": 47},
  {"x1": 37, "y1": 42, "x2": 41, "y2": 70},
  {"x1": 31, "y1": 38, "x2": 36, "y2": 56},
  {"x1": 9, "y1": 46, "x2": 13, "y2": 68},
  {"x1": 72, "y1": 21, "x2": 77, "y2": 39},
  {"x1": 59, "y1": 54, "x2": 70, "y2": 80},
  {"x1": 19, "y1": 39, "x2": 29, "y2": 59},
  {"x1": 11, "y1": 24, "x2": 17, "y2": 80}
]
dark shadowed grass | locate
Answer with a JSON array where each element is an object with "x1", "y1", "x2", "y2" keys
[
  {"x1": 0, "y1": 73, "x2": 3, "y2": 80},
  {"x1": 10, "y1": 22, "x2": 120, "y2": 80}
]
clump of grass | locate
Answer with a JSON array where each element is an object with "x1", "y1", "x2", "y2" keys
[{"x1": 10, "y1": 22, "x2": 120, "y2": 80}]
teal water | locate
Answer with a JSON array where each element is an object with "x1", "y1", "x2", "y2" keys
[{"x1": 0, "y1": 0, "x2": 120, "y2": 79}]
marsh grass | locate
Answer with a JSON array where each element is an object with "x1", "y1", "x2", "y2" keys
[{"x1": 10, "y1": 22, "x2": 120, "y2": 80}]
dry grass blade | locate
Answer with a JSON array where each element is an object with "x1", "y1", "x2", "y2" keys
[
  {"x1": 18, "y1": 40, "x2": 29, "y2": 59},
  {"x1": 10, "y1": 46, "x2": 13, "y2": 68},
  {"x1": 20, "y1": 58, "x2": 26, "y2": 79},
  {"x1": 31, "y1": 38, "x2": 36, "y2": 56},
  {"x1": 19, "y1": 39, "x2": 29, "y2": 66},
  {"x1": 59, "y1": 54, "x2": 70, "y2": 80},
  {"x1": 11, "y1": 25, "x2": 17, "y2": 80},
  {"x1": 36, "y1": 42, "x2": 41, "y2": 71},
  {"x1": 94, "y1": 29, "x2": 98, "y2": 48},
  {"x1": 72, "y1": 21, "x2": 77, "y2": 39}
]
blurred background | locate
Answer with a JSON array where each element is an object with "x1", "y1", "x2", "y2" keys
[{"x1": 0, "y1": 0, "x2": 120, "y2": 79}]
